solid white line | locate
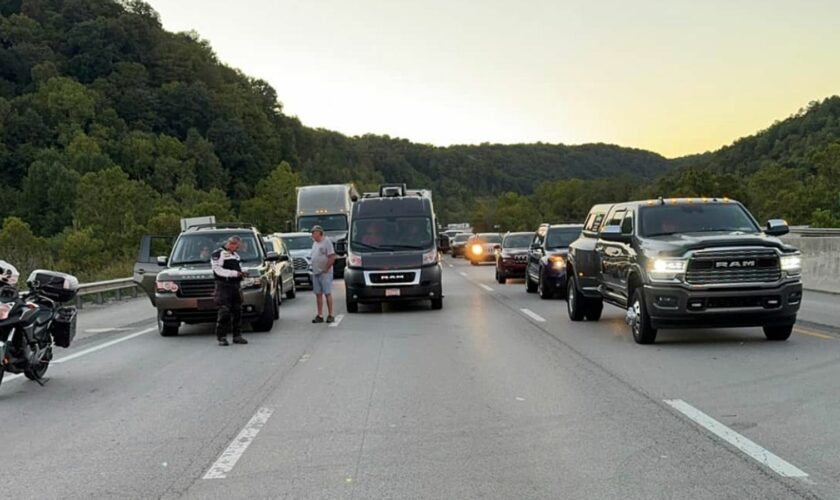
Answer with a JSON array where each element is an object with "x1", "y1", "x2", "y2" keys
[
  {"x1": 204, "y1": 407, "x2": 274, "y2": 479},
  {"x1": 664, "y1": 399, "x2": 808, "y2": 478},
  {"x1": 53, "y1": 327, "x2": 156, "y2": 364},
  {"x1": 458, "y1": 272, "x2": 467, "y2": 277},
  {"x1": 520, "y1": 308, "x2": 546, "y2": 322},
  {"x1": 329, "y1": 314, "x2": 345, "y2": 328},
  {"x1": 479, "y1": 284, "x2": 494, "y2": 292}
]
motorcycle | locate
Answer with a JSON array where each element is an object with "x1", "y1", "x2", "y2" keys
[{"x1": 0, "y1": 270, "x2": 79, "y2": 388}]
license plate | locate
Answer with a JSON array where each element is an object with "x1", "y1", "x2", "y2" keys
[
  {"x1": 197, "y1": 299, "x2": 216, "y2": 310},
  {"x1": 385, "y1": 288, "x2": 401, "y2": 297}
]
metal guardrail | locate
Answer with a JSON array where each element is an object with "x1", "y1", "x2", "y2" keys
[
  {"x1": 789, "y1": 227, "x2": 840, "y2": 237},
  {"x1": 76, "y1": 277, "x2": 139, "y2": 308}
]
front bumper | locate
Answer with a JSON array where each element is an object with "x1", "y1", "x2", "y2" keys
[
  {"x1": 345, "y1": 265, "x2": 443, "y2": 304},
  {"x1": 644, "y1": 281, "x2": 802, "y2": 329},
  {"x1": 155, "y1": 287, "x2": 267, "y2": 324},
  {"x1": 294, "y1": 270, "x2": 312, "y2": 286},
  {"x1": 542, "y1": 270, "x2": 568, "y2": 292},
  {"x1": 498, "y1": 261, "x2": 527, "y2": 276},
  {"x1": 468, "y1": 252, "x2": 496, "y2": 263}
]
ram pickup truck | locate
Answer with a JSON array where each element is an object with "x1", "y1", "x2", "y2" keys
[{"x1": 566, "y1": 198, "x2": 802, "y2": 344}]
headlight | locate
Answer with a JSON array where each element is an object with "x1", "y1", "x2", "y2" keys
[
  {"x1": 549, "y1": 255, "x2": 566, "y2": 270},
  {"x1": 422, "y1": 249, "x2": 438, "y2": 265},
  {"x1": 649, "y1": 258, "x2": 687, "y2": 280},
  {"x1": 348, "y1": 252, "x2": 362, "y2": 267},
  {"x1": 471, "y1": 244, "x2": 483, "y2": 255},
  {"x1": 241, "y1": 277, "x2": 261, "y2": 289},
  {"x1": 780, "y1": 254, "x2": 801, "y2": 274},
  {"x1": 155, "y1": 280, "x2": 179, "y2": 293}
]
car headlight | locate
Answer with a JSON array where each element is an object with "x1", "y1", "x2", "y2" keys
[
  {"x1": 549, "y1": 255, "x2": 566, "y2": 271},
  {"x1": 649, "y1": 258, "x2": 687, "y2": 280},
  {"x1": 780, "y1": 254, "x2": 801, "y2": 274},
  {"x1": 422, "y1": 249, "x2": 438, "y2": 265},
  {"x1": 348, "y1": 252, "x2": 362, "y2": 267},
  {"x1": 471, "y1": 244, "x2": 483, "y2": 255},
  {"x1": 155, "y1": 280, "x2": 179, "y2": 293},
  {"x1": 241, "y1": 277, "x2": 261, "y2": 289}
]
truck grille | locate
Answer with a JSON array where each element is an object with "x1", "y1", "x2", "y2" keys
[
  {"x1": 177, "y1": 279, "x2": 216, "y2": 298},
  {"x1": 686, "y1": 249, "x2": 780, "y2": 285},
  {"x1": 293, "y1": 257, "x2": 309, "y2": 271},
  {"x1": 368, "y1": 271, "x2": 417, "y2": 285}
]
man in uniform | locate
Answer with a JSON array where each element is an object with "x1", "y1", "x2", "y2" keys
[{"x1": 211, "y1": 235, "x2": 248, "y2": 346}]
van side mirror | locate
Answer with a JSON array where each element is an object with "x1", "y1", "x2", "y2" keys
[
  {"x1": 599, "y1": 226, "x2": 631, "y2": 243},
  {"x1": 765, "y1": 219, "x2": 789, "y2": 236},
  {"x1": 438, "y1": 235, "x2": 451, "y2": 252},
  {"x1": 279, "y1": 254, "x2": 290, "y2": 262},
  {"x1": 156, "y1": 256, "x2": 168, "y2": 266}
]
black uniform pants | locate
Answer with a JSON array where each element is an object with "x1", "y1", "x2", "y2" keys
[{"x1": 215, "y1": 283, "x2": 243, "y2": 340}]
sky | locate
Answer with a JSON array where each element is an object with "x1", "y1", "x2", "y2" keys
[{"x1": 145, "y1": 0, "x2": 840, "y2": 158}]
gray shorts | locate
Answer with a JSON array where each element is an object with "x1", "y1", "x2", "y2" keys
[{"x1": 312, "y1": 272, "x2": 333, "y2": 295}]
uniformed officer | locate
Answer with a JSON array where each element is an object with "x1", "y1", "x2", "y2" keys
[{"x1": 211, "y1": 236, "x2": 248, "y2": 346}]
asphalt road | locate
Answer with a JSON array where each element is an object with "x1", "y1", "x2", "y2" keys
[{"x1": 2, "y1": 258, "x2": 839, "y2": 499}]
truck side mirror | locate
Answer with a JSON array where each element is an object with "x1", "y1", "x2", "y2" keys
[
  {"x1": 765, "y1": 219, "x2": 789, "y2": 236},
  {"x1": 599, "y1": 225, "x2": 631, "y2": 243},
  {"x1": 156, "y1": 256, "x2": 168, "y2": 266}
]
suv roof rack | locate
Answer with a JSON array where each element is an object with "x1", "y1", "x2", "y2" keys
[{"x1": 185, "y1": 222, "x2": 256, "y2": 231}]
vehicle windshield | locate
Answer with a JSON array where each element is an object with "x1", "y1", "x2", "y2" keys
[
  {"x1": 478, "y1": 233, "x2": 502, "y2": 244},
  {"x1": 170, "y1": 232, "x2": 262, "y2": 265},
  {"x1": 453, "y1": 234, "x2": 472, "y2": 243},
  {"x1": 503, "y1": 233, "x2": 535, "y2": 248},
  {"x1": 298, "y1": 215, "x2": 348, "y2": 232},
  {"x1": 282, "y1": 236, "x2": 313, "y2": 250},
  {"x1": 350, "y1": 217, "x2": 434, "y2": 252},
  {"x1": 640, "y1": 204, "x2": 759, "y2": 237},
  {"x1": 546, "y1": 229, "x2": 580, "y2": 249}
]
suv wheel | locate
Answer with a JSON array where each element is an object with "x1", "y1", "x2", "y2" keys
[
  {"x1": 346, "y1": 297, "x2": 359, "y2": 313},
  {"x1": 763, "y1": 324, "x2": 793, "y2": 341},
  {"x1": 496, "y1": 268, "x2": 506, "y2": 284},
  {"x1": 567, "y1": 277, "x2": 585, "y2": 321},
  {"x1": 286, "y1": 282, "x2": 296, "y2": 299},
  {"x1": 431, "y1": 297, "x2": 443, "y2": 310},
  {"x1": 158, "y1": 314, "x2": 179, "y2": 337},
  {"x1": 584, "y1": 299, "x2": 603, "y2": 321},
  {"x1": 525, "y1": 272, "x2": 538, "y2": 293},
  {"x1": 628, "y1": 289, "x2": 657, "y2": 344},
  {"x1": 251, "y1": 294, "x2": 275, "y2": 332},
  {"x1": 538, "y1": 270, "x2": 554, "y2": 300}
]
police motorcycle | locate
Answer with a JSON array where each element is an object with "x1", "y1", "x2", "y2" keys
[{"x1": 0, "y1": 261, "x2": 79, "y2": 388}]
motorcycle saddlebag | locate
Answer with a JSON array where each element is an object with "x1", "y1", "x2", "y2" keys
[{"x1": 50, "y1": 306, "x2": 77, "y2": 348}]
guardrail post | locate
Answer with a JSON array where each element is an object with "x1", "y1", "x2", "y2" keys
[
  {"x1": 96, "y1": 292, "x2": 103, "y2": 305},
  {"x1": 116, "y1": 288, "x2": 122, "y2": 301},
  {"x1": 76, "y1": 295, "x2": 82, "y2": 310},
  {"x1": 132, "y1": 286, "x2": 138, "y2": 298}
]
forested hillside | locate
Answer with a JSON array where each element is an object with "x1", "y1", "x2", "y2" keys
[{"x1": 0, "y1": 0, "x2": 672, "y2": 279}]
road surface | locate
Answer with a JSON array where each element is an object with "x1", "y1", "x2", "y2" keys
[{"x1": 2, "y1": 259, "x2": 839, "y2": 499}]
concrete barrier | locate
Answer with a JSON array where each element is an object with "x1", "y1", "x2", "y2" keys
[{"x1": 782, "y1": 236, "x2": 840, "y2": 294}]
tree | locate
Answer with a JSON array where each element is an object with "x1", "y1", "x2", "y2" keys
[
  {"x1": 238, "y1": 162, "x2": 300, "y2": 233},
  {"x1": 21, "y1": 151, "x2": 80, "y2": 235},
  {"x1": 0, "y1": 216, "x2": 53, "y2": 278}
]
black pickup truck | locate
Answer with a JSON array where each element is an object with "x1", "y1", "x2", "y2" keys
[{"x1": 566, "y1": 198, "x2": 803, "y2": 344}]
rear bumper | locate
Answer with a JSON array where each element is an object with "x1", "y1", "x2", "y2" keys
[
  {"x1": 345, "y1": 265, "x2": 443, "y2": 304},
  {"x1": 156, "y1": 288, "x2": 267, "y2": 324},
  {"x1": 644, "y1": 281, "x2": 802, "y2": 329}
]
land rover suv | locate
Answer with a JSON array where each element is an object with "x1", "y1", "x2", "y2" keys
[
  {"x1": 567, "y1": 198, "x2": 802, "y2": 344},
  {"x1": 133, "y1": 223, "x2": 282, "y2": 336}
]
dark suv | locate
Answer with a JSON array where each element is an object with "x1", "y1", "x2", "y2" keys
[
  {"x1": 450, "y1": 233, "x2": 472, "y2": 257},
  {"x1": 495, "y1": 232, "x2": 535, "y2": 283},
  {"x1": 567, "y1": 198, "x2": 802, "y2": 344},
  {"x1": 525, "y1": 224, "x2": 583, "y2": 299}
]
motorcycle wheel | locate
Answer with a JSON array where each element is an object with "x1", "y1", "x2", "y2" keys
[
  {"x1": 0, "y1": 367, "x2": 4, "y2": 387},
  {"x1": 24, "y1": 345, "x2": 51, "y2": 381}
]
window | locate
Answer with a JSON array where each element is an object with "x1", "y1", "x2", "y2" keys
[
  {"x1": 639, "y1": 204, "x2": 759, "y2": 237},
  {"x1": 586, "y1": 212, "x2": 606, "y2": 233},
  {"x1": 606, "y1": 209, "x2": 625, "y2": 229},
  {"x1": 621, "y1": 211, "x2": 634, "y2": 235}
]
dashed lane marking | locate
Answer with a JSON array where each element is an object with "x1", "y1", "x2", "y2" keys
[
  {"x1": 520, "y1": 308, "x2": 546, "y2": 322},
  {"x1": 479, "y1": 284, "x2": 494, "y2": 292},
  {"x1": 458, "y1": 271, "x2": 467, "y2": 277},
  {"x1": 329, "y1": 314, "x2": 345, "y2": 328},
  {"x1": 664, "y1": 399, "x2": 808, "y2": 478},
  {"x1": 203, "y1": 407, "x2": 274, "y2": 479}
]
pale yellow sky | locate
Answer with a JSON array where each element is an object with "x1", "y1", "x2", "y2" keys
[{"x1": 145, "y1": 0, "x2": 840, "y2": 158}]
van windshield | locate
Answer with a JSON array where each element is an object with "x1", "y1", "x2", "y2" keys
[
  {"x1": 351, "y1": 217, "x2": 434, "y2": 252},
  {"x1": 298, "y1": 215, "x2": 348, "y2": 232},
  {"x1": 170, "y1": 233, "x2": 261, "y2": 265}
]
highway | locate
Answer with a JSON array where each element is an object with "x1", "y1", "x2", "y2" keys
[{"x1": 2, "y1": 258, "x2": 839, "y2": 499}]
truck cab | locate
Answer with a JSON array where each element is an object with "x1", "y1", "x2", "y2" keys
[
  {"x1": 343, "y1": 184, "x2": 443, "y2": 312},
  {"x1": 295, "y1": 184, "x2": 359, "y2": 278},
  {"x1": 567, "y1": 198, "x2": 802, "y2": 344}
]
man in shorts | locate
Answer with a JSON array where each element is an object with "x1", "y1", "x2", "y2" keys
[{"x1": 309, "y1": 225, "x2": 336, "y2": 323}]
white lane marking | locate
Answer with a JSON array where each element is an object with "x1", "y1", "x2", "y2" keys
[
  {"x1": 479, "y1": 284, "x2": 494, "y2": 292},
  {"x1": 458, "y1": 272, "x2": 467, "y2": 277},
  {"x1": 204, "y1": 407, "x2": 274, "y2": 479},
  {"x1": 329, "y1": 314, "x2": 345, "y2": 328},
  {"x1": 53, "y1": 328, "x2": 155, "y2": 364},
  {"x1": 520, "y1": 308, "x2": 546, "y2": 323},
  {"x1": 448, "y1": 264, "x2": 454, "y2": 268},
  {"x1": 664, "y1": 399, "x2": 808, "y2": 478},
  {"x1": 85, "y1": 327, "x2": 130, "y2": 333},
  {"x1": 2, "y1": 327, "x2": 155, "y2": 385},
  {"x1": 298, "y1": 353, "x2": 311, "y2": 363}
]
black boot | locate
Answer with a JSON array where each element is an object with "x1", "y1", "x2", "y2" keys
[
  {"x1": 232, "y1": 336, "x2": 248, "y2": 345},
  {"x1": 218, "y1": 338, "x2": 229, "y2": 346}
]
